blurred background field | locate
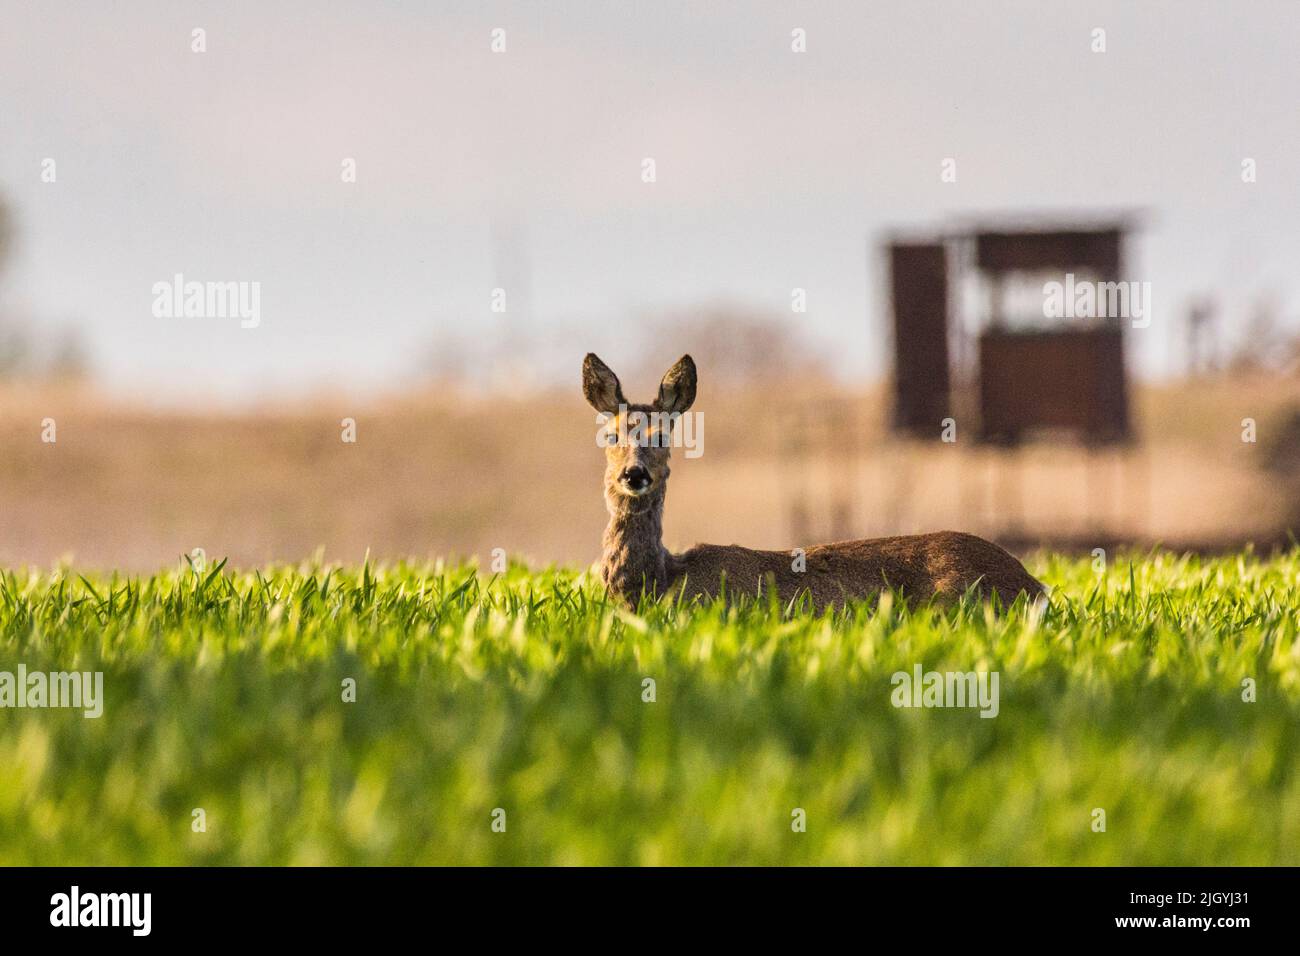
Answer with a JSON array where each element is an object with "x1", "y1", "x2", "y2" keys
[
  {"x1": 0, "y1": 370, "x2": 1297, "y2": 572},
  {"x1": 4, "y1": 3, "x2": 1300, "y2": 571},
  {"x1": 1, "y1": 552, "x2": 1296, "y2": 865}
]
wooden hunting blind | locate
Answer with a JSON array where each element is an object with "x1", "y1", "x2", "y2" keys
[{"x1": 888, "y1": 221, "x2": 1133, "y2": 445}]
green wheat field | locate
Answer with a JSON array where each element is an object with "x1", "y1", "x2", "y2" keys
[{"x1": 1, "y1": 550, "x2": 1297, "y2": 866}]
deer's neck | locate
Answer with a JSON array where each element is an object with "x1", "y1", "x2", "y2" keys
[{"x1": 601, "y1": 489, "x2": 671, "y2": 605}]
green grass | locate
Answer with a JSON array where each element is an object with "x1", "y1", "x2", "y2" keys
[{"x1": 1, "y1": 550, "x2": 1298, "y2": 865}]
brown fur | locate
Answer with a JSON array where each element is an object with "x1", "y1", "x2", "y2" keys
[{"x1": 583, "y1": 353, "x2": 1045, "y2": 610}]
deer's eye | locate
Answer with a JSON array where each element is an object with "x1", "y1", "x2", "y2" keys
[{"x1": 604, "y1": 432, "x2": 619, "y2": 447}]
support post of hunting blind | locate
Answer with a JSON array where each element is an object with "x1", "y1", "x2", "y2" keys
[
  {"x1": 827, "y1": 400, "x2": 855, "y2": 540},
  {"x1": 782, "y1": 402, "x2": 813, "y2": 546}
]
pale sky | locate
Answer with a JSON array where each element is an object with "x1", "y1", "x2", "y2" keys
[{"x1": 2, "y1": 0, "x2": 1298, "y2": 403}]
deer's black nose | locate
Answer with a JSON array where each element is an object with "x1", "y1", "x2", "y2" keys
[{"x1": 620, "y1": 465, "x2": 652, "y2": 491}]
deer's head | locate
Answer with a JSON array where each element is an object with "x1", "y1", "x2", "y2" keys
[{"x1": 582, "y1": 352, "x2": 697, "y2": 506}]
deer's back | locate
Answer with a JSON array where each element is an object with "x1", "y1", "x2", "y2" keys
[{"x1": 668, "y1": 530, "x2": 1043, "y2": 607}]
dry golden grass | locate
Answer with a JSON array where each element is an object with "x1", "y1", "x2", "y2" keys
[{"x1": 0, "y1": 375, "x2": 1295, "y2": 570}]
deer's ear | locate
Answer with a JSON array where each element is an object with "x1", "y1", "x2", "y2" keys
[
  {"x1": 582, "y1": 353, "x2": 626, "y2": 414},
  {"x1": 655, "y1": 354, "x2": 697, "y2": 415}
]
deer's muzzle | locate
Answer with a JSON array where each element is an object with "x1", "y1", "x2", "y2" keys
[{"x1": 619, "y1": 465, "x2": 652, "y2": 493}]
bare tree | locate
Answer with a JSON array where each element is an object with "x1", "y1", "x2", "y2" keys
[
  {"x1": 634, "y1": 304, "x2": 828, "y2": 387},
  {"x1": 0, "y1": 195, "x2": 10, "y2": 281}
]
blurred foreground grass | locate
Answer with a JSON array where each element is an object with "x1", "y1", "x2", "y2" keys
[{"x1": 1, "y1": 550, "x2": 1298, "y2": 865}]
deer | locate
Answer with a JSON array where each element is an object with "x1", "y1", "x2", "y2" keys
[{"x1": 583, "y1": 352, "x2": 1045, "y2": 610}]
